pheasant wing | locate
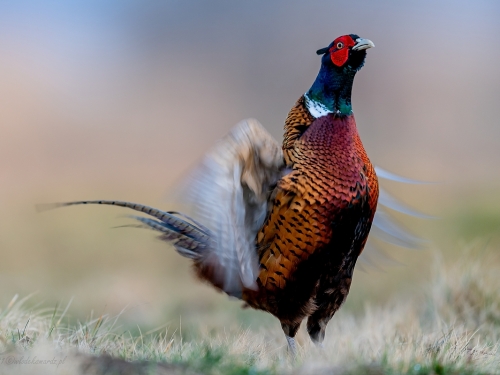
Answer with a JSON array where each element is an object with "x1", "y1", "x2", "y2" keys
[
  {"x1": 359, "y1": 167, "x2": 431, "y2": 269},
  {"x1": 180, "y1": 119, "x2": 284, "y2": 292}
]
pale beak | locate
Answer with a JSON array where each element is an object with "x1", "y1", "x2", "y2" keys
[{"x1": 352, "y1": 38, "x2": 375, "y2": 51}]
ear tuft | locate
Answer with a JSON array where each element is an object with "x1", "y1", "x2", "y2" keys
[{"x1": 316, "y1": 47, "x2": 329, "y2": 55}]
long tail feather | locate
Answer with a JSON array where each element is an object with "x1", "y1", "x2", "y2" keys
[
  {"x1": 130, "y1": 216, "x2": 207, "y2": 254},
  {"x1": 36, "y1": 199, "x2": 213, "y2": 264},
  {"x1": 36, "y1": 200, "x2": 210, "y2": 244}
]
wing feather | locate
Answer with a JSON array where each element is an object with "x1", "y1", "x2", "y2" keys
[
  {"x1": 375, "y1": 166, "x2": 431, "y2": 184},
  {"x1": 360, "y1": 167, "x2": 431, "y2": 268},
  {"x1": 180, "y1": 119, "x2": 284, "y2": 291}
]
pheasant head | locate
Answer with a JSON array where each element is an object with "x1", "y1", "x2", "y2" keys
[{"x1": 305, "y1": 34, "x2": 374, "y2": 117}]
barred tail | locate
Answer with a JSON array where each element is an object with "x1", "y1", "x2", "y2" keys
[{"x1": 36, "y1": 200, "x2": 212, "y2": 259}]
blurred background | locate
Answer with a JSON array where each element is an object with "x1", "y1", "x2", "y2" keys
[{"x1": 1, "y1": 1, "x2": 499, "y2": 337}]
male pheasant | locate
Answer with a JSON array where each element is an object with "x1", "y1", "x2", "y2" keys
[{"x1": 40, "y1": 35, "x2": 419, "y2": 354}]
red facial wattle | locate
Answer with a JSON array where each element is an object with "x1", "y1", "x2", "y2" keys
[{"x1": 330, "y1": 36, "x2": 356, "y2": 67}]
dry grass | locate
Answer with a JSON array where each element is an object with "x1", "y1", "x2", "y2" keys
[{"x1": 0, "y1": 244, "x2": 499, "y2": 374}]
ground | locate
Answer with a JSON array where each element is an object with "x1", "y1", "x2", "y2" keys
[{"x1": 1, "y1": 241, "x2": 499, "y2": 375}]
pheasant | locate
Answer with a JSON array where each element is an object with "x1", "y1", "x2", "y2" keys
[{"x1": 39, "y1": 35, "x2": 422, "y2": 355}]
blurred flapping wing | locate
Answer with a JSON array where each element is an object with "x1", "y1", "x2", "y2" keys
[
  {"x1": 37, "y1": 119, "x2": 284, "y2": 297},
  {"x1": 180, "y1": 119, "x2": 284, "y2": 292},
  {"x1": 359, "y1": 167, "x2": 431, "y2": 268}
]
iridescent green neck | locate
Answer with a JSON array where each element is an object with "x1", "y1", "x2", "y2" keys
[{"x1": 305, "y1": 64, "x2": 357, "y2": 116}]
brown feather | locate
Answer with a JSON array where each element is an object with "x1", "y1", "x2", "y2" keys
[{"x1": 243, "y1": 103, "x2": 379, "y2": 342}]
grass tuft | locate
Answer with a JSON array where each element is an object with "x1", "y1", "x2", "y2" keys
[{"x1": 1, "y1": 245, "x2": 500, "y2": 374}]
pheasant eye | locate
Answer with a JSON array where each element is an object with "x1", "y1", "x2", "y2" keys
[{"x1": 336, "y1": 42, "x2": 344, "y2": 49}]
